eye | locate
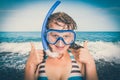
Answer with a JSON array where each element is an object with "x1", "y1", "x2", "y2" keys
[
  {"x1": 63, "y1": 35, "x2": 70, "y2": 38},
  {"x1": 52, "y1": 34, "x2": 59, "y2": 38}
]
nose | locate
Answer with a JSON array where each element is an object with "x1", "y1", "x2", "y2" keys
[{"x1": 56, "y1": 39, "x2": 64, "y2": 47}]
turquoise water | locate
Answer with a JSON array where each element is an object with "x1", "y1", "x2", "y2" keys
[{"x1": 0, "y1": 32, "x2": 120, "y2": 42}]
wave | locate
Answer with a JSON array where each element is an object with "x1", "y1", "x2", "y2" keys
[
  {"x1": 0, "y1": 41, "x2": 120, "y2": 70},
  {"x1": 0, "y1": 42, "x2": 42, "y2": 53},
  {"x1": 88, "y1": 41, "x2": 120, "y2": 64}
]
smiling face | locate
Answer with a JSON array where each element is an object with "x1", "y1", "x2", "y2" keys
[
  {"x1": 47, "y1": 12, "x2": 77, "y2": 55},
  {"x1": 48, "y1": 21, "x2": 71, "y2": 54}
]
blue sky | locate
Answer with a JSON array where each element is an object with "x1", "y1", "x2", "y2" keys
[{"x1": 0, "y1": 0, "x2": 120, "y2": 31}]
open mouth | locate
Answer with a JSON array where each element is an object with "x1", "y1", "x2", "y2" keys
[{"x1": 55, "y1": 45, "x2": 65, "y2": 50}]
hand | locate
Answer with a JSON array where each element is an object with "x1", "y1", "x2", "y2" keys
[
  {"x1": 25, "y1": 43, "x2": 44, "y2": 80},
  {"x1": 78, "y1": 41, "x2": 95, "y2": 65},
  {"x1": 26, "y1": 43, "x2": 44, "y2": 67},
  {"x1": 79, "y1": 41, "x2": 98, "y2": 80}
]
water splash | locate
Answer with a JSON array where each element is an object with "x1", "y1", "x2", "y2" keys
[{"x1": 0, "y1": 41, "x2": 120, "y2": 70}]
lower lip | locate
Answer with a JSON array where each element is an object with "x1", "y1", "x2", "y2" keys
[{"x1": 55, "y1": 46, "x2": 65, "y2": 50}]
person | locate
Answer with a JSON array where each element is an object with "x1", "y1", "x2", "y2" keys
[{"x1": 25, "y1": 12, "x2": 98, "y2": 80}]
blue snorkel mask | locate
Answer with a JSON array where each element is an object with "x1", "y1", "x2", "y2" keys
[{"x1": 46, "y1": 29, "x2": 76, "y2": 45}]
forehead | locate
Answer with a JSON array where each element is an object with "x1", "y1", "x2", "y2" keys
[
  {"x1": 49, "y1": 31, "x2": 73, "y2": 35},
  {"x1": 48, "y1": 21, "x2": 68, "y2": 30}
]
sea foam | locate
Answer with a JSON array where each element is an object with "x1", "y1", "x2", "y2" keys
[{"x1": 0, "y1": 41, "x2": 120, "y2": 64}]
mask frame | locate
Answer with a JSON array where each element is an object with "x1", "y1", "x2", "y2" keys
[{"x1": 46, "y1": 29, "x2": 76, "y2": 45}]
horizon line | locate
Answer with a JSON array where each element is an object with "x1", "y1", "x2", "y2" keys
[{"x1": 0, "y1": 30, "x2": 120, "y2": 32}]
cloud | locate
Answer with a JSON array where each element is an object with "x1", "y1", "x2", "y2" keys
[{"x1": 0, "y1": 1, "x2": 119, "y2": 32}]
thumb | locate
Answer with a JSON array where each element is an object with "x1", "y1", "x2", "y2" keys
[
  {"x1": 30, "y1": 42, "x2": 36, "y2": 52},
  {"x1": 83, "y1": 41, "x2": 88, "y2": 49}
]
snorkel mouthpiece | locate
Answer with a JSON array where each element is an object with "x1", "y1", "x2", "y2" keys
[
  {"x1": 45, "y1": 50, "x2": 59, "y2": 58},
  {"x1": 41, "y1": 1, "x2": 61, "y2": 58}
]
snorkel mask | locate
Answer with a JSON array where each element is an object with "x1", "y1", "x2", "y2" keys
[
  {"x1": 46, "y1": 29, "x2": 76, "y2": 45},
  {"x1": 41, "y1": 1, "x2": 76, "y2": 58}
]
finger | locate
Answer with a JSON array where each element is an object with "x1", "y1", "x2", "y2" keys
[
  {"x1": 37, "y1": 50, "x2": 44, "y2": 56},
  {"x1": 83, "y1": 41, "x2": 88, "y2": 49},
  {"x1": 30, "y1": 42, "x2": 36, "y2": 51}
]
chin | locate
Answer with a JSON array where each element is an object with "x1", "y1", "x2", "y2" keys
[
  {"x1": 53, "y1": 49, "x2": 64, "y2": 54},
  {"x1": 50, "y1": 45, "x2": 69, "y2": 54}
]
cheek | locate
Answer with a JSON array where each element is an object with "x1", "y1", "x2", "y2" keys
[
  {"x1": 49, "y1": 44, "x2": 57, "y2": 51},
  {"x1": 49, "y1": 44, "x2": 54, "y2": 49},
  {"x1": 65, "y1": 45, "x2": 70, "y2": 49}
]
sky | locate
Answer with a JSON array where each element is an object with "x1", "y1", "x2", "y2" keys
[{"x1": 0, "y1": 0, "x2": 120, "y2": 32}]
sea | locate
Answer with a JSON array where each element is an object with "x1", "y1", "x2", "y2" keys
[{"x1": 0, "y1": 31, "x2": 120, "y2": 80}]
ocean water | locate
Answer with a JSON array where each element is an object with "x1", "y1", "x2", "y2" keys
[{"x1": 0, "y1": 31, "x2": 120, "y2": 80}]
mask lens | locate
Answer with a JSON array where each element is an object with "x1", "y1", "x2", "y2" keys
[
  {"x1": 46, "y1": 30, "x2": 75, "y2": 45},
  {"x1": 62, "y1": 32, "x2": 74, "y2": 44},
  {"x1": 47, "y1": 31, "x2": 59, "y2": 44}
]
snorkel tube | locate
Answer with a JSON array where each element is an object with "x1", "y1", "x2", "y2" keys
[{"x1": 41, "y1": 1, "x2": 61, "y2": 58}]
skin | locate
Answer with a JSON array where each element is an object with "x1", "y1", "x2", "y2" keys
[
  {"x1": 70, "y1": 41, "x2": 98, "y2": 80},
  {"x1": 25, "y1": 43, "x2": 44, "y2": 80},
  {"x1": 25, "y1": 21, "x2": 98, "y2": 80}
]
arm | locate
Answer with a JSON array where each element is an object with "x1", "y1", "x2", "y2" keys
[
  {"x1": 79, "y1": 41, "x2": 98, "y2": 80},
  {"x1": 24, "y1": 43, "x2": 44, "y2": 80},
  {"x1": 25, "y1": 61, "x2": 37, "y2": 80},
  {"x1": 85, "y1": 60, "x2": 98, "y2": 80}
]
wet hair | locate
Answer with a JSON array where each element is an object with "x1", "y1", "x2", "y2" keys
[
  {"x1": 47, "y1": 12, "x2": 77, "y2": 30},
  {"x1": 69, "y1": 43, "x2": 83, "y2": 50}
]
